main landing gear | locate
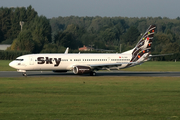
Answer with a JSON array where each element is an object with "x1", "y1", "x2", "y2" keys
[
  {"x1": 90, "y1": 71, "x2": 96, "y2": 76},
  {"x1": 22, "y1": 72, "x2": 27, "y2": 76}
]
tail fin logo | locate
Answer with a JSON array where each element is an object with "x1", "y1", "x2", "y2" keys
[{"x1": 130, "y1": 25, "x2": 156, "y2": 62}]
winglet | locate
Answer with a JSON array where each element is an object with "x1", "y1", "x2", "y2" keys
[{"x1": 64, "y1": 47, "x2": 69, "y2": 54}]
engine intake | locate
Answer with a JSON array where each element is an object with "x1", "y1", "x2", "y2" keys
[{"x1": 73, "y1": 66, "x2": 91, "y2": 75}]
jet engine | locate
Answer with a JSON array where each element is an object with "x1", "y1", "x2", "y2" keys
[{"x1": 73, "y1": 66, "x2": 91, "y2": 75}]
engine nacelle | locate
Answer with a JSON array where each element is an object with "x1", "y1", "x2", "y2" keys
[{"x1": 73, "y1": 66, "x2": 91, "y2": 75}]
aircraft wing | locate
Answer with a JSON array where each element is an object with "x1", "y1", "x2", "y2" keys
[{"x1": 87, "y1": 62, "x2": 137, "y2": 70}]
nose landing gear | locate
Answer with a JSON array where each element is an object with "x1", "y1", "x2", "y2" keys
[{"x1": 17, "y1": 70, "x2": 27, "y2": 76}]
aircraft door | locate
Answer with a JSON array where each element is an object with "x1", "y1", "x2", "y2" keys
[
  {"x1": 29, "y1": 56, "x2": 34, "y2": 65},
  {"x1": 108, "y1": 57, "x2": 111, "y2": 63}
]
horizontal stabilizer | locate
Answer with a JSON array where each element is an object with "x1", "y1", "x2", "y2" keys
[{"x1": 148, "y1": 53, "x2": 174, "y2": 58}]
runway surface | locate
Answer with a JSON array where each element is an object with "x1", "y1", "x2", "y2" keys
[{"x1": 0, "y1": 71, "x2": 180, "y2": 77}]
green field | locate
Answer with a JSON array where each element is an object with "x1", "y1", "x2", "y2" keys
[
  {"x1": 1, "y1": 60, "x2": 180, "y2": 71},
  {"x1": 0, "y1": 77, "x2": 180, "y2": 120},
  {"x1": 123, "y1": 61, "x2": 180, "y2": 72},
  {"x1": 0, "y1": 60, "x2": 15, "y2": 71}
]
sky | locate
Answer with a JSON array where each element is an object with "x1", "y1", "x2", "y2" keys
[{"x1": 1, "y1": 0, "x2": 180, "y2": 19}]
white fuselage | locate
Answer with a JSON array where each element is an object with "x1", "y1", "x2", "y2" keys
[{"x1": 9, "y1": 53, "x2": 134, "y2": 71}]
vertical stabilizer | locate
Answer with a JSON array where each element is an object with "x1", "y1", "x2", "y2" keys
[{"x1": 130, "y1": 25, "x2": 156, "y2": 62}]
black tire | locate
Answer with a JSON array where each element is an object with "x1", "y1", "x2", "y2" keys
[
  {"x1": 90, "y1": 72, "x2": 96, "y2": 76},
  {"x1": 22, "y1": 73, "x2": 27, "y2": 76}
]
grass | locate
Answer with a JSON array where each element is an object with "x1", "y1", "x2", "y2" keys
[
  {"x1": 1, "y1": 60, "x2": 180, "y2": 71},
  {"x1": 0, "y1": 77, "x2": 180, "y2": 120},
  {"x1": 123, "y1": 61, "x2": 180, "y2": 71},
  {"x1": 0, "y1": 60, "x2": 15, "y2": 71}
]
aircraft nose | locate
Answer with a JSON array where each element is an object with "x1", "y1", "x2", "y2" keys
[{"x1": 9, "y1": 61, "x2": 15, "y2": 68}]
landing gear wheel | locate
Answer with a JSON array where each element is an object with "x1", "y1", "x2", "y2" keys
[
  {"x1": 90, "y1": 72, "x2": 96, "y2": 76},
  {"x1": 22, "y1": 73, "x2": 27, "y2": 76}
]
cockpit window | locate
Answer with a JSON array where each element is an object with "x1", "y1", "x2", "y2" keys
[{"x1": 15, "y1": 59, "x2": 24, "y2": 61}]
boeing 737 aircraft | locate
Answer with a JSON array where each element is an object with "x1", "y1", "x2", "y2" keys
[{"x1": 9, "y1": 25, "x2": 156, "y2": 76}]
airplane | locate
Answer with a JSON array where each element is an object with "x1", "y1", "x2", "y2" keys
[{"x1": 9, "y1": 25, "x2": 156, "y2": 76}]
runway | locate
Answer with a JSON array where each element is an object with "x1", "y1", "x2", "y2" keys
[{"x1": 0, "y1": 71, "x2": 180, "y2": 77}]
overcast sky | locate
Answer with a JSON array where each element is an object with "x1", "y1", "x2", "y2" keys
[{"x1": 1, "y1": 0, "x2": 180, "y2": 19}]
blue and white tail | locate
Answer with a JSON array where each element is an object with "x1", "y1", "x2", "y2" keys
[{"x1": 130, "y1": 25, "x2": 156, "y2": 62}]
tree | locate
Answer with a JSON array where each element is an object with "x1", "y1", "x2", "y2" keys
[
  {"x1": 54, "y1": 24, "x2": 84, "y2": 50},
  {"x1": 0, "y1": 6, "x2": 38, "y2": 43},
  {"x1": 0, "y1": 30, "x2": 4, "y2": 43},
  {"x1": 54, "y1": 31, "x2": 81, "y2": 50},
  {"x1": 26, "y1": 5, "x2": 37, "y2": 23},
  {"x1": 10, "y1": 14, "x2": 51, "y2": 53},
  {"x1": 10, "y1": 29, "x2": 34, "y2": 52},
  {"x1": 121, "y1": 26, "x2": 140, "y2": 46},
  {"x1": 23, "y1": 15, "x2": 52, "y2": 52},
  {"x1": 99, "y1": 28, "x2": 117, "y2": 45},
  {"x1": 161, "y1": 42, "x2": 180, "y2": 54},
  {"x1": 41, "y1": 44, "x2": 58, "y2": 53}
]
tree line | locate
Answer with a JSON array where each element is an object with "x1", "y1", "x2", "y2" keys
[
  {"x1": 0, "y1": 6, "x2": 180, "y2": 60},
  {"x1": 50, "y1": 16, "x2": 180, "y2": 54},
  {"x1": 0, "y1": 5, "x2": 37, "y2": 44}
]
